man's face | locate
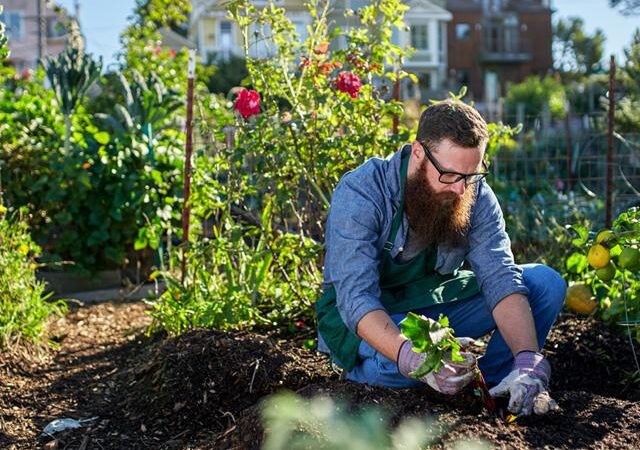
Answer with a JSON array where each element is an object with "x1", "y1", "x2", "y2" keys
[
  {"x1": 419, "y1": 138, "x2": 485, "y2": 196},
  {"x1": 404, "y1": 138, "x2": 485, "y2": 248}
]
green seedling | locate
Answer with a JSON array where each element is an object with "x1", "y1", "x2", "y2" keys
[
  {"x1": 399, "y1": 312, "x2": 504, "y2": 417},
  {"x1": 399, "y1": 312, "x2": 464, "y2": 377}
]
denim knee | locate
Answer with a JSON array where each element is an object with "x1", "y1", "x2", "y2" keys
[{"x1": 522, "y1": 263, "x2": 566, "y2": 316}]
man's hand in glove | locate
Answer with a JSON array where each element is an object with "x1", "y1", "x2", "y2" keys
[
  {"x1": 397, "y1": 339, "x2": 476, "y2": 395},
  {"x1": 489, "y1": 351, "x2": 559, "y2": 416}
]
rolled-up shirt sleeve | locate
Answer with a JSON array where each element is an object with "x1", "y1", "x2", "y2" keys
[
  {"x1": 466, "y1": 181, "x2": 529, "y2": 311},
  {"x1": 324, "y1": 173, "x2": 386, "y2": 334}
]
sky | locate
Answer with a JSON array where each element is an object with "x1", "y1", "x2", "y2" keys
[{"x1": 56, "y1": 0, "x2": 639, "y2": 68}]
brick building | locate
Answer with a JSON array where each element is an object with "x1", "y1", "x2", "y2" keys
[
  {"x1": 1, "y1": 0, "x2": 78, "y2": 70},
  {"x1": 446, "y1": 0, "x2": 553, "y2": 104}
]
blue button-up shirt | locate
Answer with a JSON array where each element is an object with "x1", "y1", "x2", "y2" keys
[{"x1": 321, "y1": 144, "x2": 529, "y2": 338}]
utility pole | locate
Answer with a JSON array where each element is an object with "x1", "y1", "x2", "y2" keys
[{"x1": 36, "y1": 0, "x2": 46, "y2": 61}]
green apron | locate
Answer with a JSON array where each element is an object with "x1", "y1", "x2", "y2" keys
[{"x1": 316, "y1": 151, "x2": 480, "y2": 371}]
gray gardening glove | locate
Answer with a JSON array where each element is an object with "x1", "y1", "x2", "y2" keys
[
  {"x1": 489, "y1": 351, "x2": 559, "y2": 416},
  {"x1": 397, "y1": 339, "x2": 476, "y2": 395}
]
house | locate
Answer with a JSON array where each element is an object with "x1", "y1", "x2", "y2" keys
[
  {"x1": 189, "y1": 0, "x2": 452, "y2": 99},
  {"x1": 190, "y1": 0, "x2": 311, "y2": 63},
  {"x1": 0, "y1": 0, "x2": 81, "y2": 70},
  {"x1": 446, "y1": 0, "x2": 553, "y2": 106}
]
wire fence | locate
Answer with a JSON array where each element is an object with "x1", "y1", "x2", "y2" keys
[{"x1": 491, "y1": 112, "x2": 639, "y2": 233}]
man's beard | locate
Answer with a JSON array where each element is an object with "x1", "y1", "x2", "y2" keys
[{"x1": 404, "y1": 159, "x2": 476, "y2": 248}]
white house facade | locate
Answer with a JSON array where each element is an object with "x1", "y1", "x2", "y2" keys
[{"x1": 189, "y1": 0, "x2": 451, "y2": 98}]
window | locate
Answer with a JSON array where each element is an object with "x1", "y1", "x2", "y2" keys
[
  {"x1": 455, "y1": 23, "x2": 471, "y2": 40},
  {"x1": 219, "y1": 21, "x2": 233, "y2": 60},
  {"x1": 410, "y1": 24, "x2": 429, "y2": 50},
  {"x1": 0, "y1": 11, "x2": 23, "y2": 40}
]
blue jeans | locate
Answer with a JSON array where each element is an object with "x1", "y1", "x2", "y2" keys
[{"x1": 346, "y1": 264, "x2": 566, "y2": 388}]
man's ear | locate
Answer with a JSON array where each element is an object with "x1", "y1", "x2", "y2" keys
[{"x1": 410, "y1": 141, "x2": 423, "y2": 160}]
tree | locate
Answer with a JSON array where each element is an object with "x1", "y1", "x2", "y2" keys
[
  {"x1": 122, "y1": 0, "x2": 191, "y2": 44},
  {"x1": 553, "y1": 17, "x2": 606, "y2": 78},
  {"x1": 615, "y1": 29, "x2": 640, "y2": 131},
  {"x1": 609, "y1": 0, "x2": 640, "y2": 15}
]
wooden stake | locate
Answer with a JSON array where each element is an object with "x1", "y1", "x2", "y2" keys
[{"x1": 181, "y1": 49, "x2": 196, "y2": 284}]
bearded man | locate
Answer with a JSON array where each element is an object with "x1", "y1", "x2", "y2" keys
[{"x1": 316, "y1": 100, "x2": 566, "y2": 416}]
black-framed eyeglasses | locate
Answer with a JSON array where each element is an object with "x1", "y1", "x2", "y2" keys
[{"x1": 418, "y1": 141, "x2": 489, "y2": 186}]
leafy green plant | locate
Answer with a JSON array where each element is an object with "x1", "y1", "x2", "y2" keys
[
  {"x1": 42, "y1": 46, "x2": 102, "y2": 153},
  {"x1": 0, "y1": 207, "x2": 66, "y2": 350},
  {"x1": 399, "y1": 312, "x2": 464, "y2": 376},
  {"x1": 147, "y1": 196, "x2": 322, "y2": 335},
  {"x1": 398, "y1": 312, "x2": 499, "y2": 415}
]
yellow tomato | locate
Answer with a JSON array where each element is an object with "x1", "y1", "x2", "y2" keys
[
  {"x1": 587, "y1": 244, "x2": 610, "y2": 269},
  {"x1": 565, "y1": 283, "x2": 597, "y2": 315}
]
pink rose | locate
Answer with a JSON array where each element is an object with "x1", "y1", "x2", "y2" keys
[
  {"x1": 336, "y1": 71, "x2": 362, "y2": 98},
  {"x1": 234, "y1": 88, "x2": 261, "y2": 119}
]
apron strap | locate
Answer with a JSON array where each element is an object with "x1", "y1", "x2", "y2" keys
[{"x1": 381, "y1": 146, "x2": 410, "y2": 262}]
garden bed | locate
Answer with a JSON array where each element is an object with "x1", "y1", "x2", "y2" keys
[{"x1": 1, "y1": 300, "x2": 639, "y2": 449}]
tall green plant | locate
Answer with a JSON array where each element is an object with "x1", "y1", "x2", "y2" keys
[
  {"x1": 43, "y1": 46, "x2": 102, "y2": 153},
  {"x1": 0, "y1": 207, "x2": 67, "y2": 350}
]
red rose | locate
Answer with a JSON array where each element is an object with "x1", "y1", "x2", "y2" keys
[
  {"x1": 336, "y1": 71, "x2": 362, "y2": 98},
  {"x1": 234, "y1": 88, "x2": 261, "y2": 119}
]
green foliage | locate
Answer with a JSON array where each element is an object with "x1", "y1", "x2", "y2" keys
[
  {"x1": 399, "y1": 312, "x2": 463, "y2": 377},
  {"x1": 609, "y1": 0, "x2": 640, "y2": 16},
  {"x1": 504, "y1": 75, "x2": 567, "y2": 124},
  {"x1": 0, "y1": 207, "x2": 67, "y2": 350},
  {"x1": 206, "y1": 55, "x2": 249, "y2": 95},
  {"x1": 225, "y1": 0, "x2": 413, "y2": 237},
  {"x1": 615, "y1": 29, "x2": 640, "y2": 132},
  {"x1": 147, "y1": 200, "x2": 322, "y2": 335},
  {"x1": 124, "y1": 0, "x2": 191, "y2": 43},
  {"x1": 95, "y1": 69, "x2": 182, "y2": 139},
  {"x1": 42, "y1": 46, "x2": 102, "y2": 153},
  {"x1": 554, "y1": 17, "x2": 606, "y2": 78},
  {"x1": 0, "y1": 5, "x2": 9, "y2": 62},
  {"x1": 261, "y1": 392, "x2": 449, "y2": 450},
  {"x1": 0, "y1": 55, "x2": 184, "y2": 273},
  {"x1": 564, "y1": 207, "x2": 640, "y2": 340}
]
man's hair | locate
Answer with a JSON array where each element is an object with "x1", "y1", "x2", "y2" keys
[{"x1": 416, "y1": 100, "x2": 489, "y2": 151}]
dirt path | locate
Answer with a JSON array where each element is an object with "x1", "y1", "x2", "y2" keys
[
  {"x1": 1, "y1": 300, "x2": 639, "y2": 449},
  {"x1": 0, "y1": 301, "x2": 152, "y2": 449}
]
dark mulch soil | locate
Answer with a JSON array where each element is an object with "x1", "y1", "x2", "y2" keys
[{"x1": 1, "y1": 300, "x2": 639, "y2": 449}]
